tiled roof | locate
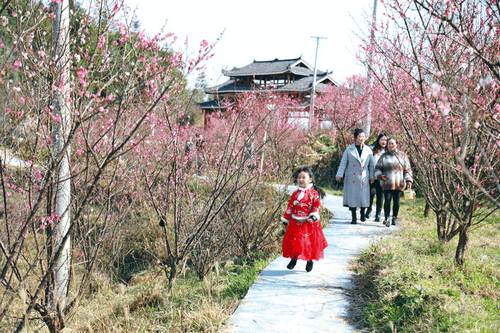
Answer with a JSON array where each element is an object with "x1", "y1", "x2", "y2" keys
[
  {"x1": 205, "y1": 74, "x2": 336, "y2": 95},
  {"x1": 222, "y1": 57, "x2": 318, "y2": 77},
  {"x1": 278, "y1": 74, "x2": 337, "y2": 92},
  {"x1": 204, "y1": 79, "x2": 254, "y2": 94},
  {"x1": 198, "y1": 99, "x2": 234, "y2": 110}
]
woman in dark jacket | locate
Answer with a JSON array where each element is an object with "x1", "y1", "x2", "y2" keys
[{"x1": 374, "y1": 137, "x2": 413, "y2": 226}]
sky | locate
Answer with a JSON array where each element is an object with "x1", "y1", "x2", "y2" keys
[{"x1": 123, "y1": 0, "x2": 378, "y2": 88}]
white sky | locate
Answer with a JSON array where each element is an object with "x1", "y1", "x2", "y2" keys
[{"x1": 123, "y1": 0, "x2": 377, "y2": 88}]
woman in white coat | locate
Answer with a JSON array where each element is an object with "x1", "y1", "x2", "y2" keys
[{"x1": 335, "y1": 128, "x2": 375, "y2": 224}]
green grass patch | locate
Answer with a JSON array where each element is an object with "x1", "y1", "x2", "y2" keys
[
  {"x1": 354, "y1": 198, "x2": 500, "y2": 332},
  {"x1": 223, "y1": 255, "x2": 277, "y2": 299}
]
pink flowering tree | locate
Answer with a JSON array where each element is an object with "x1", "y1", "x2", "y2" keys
[
  {"x1": 128, "y1": 91, "x2": 307, "y2": 283},
  {"x1": 0, "y1": 1, "x2": 217, "y2": 331},
  {"x1": 363, "y1": 0, "x2": 500, "y2": 265},
  {"x1": 313, "y1": 75, "x2": 390, "y2": 184},
  {"x1": 316, "y1": 76, "x2": 390, "y2": 149}
]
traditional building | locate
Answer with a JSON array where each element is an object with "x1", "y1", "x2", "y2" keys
[{"x1": 198, "y1": 57, "x2": 336, "y2": 124}]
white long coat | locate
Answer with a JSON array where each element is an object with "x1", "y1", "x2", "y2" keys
[{"x1": 336, "y1": 144, "x2": 374, "y2": 208}]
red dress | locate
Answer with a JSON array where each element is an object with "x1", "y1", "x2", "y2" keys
[{"x1": 281, "y1": 184, "x2": 328, "y2": 261}]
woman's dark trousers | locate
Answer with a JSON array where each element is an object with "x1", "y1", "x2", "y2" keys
[
  {"x1": 367, "y1": 180, "x2": 384, "y2": 219},
  {"x1": 383, "y1": 190, "x2": 402, "y2": 220}
]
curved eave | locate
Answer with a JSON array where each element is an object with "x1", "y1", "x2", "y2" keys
[
  {"x1": 198, "y1": 100, "x2": 234, "y2": 110},
  {"x1": 222, "y1": 68, "x2": 322, "y2": 78}
]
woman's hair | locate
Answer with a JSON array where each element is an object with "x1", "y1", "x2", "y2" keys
[
  {"x1": 295, "y1": 166, "x2": 326, "y2": 199},
  {"x1": 373, "y1": 133, "x2": 388, "y2": 155},
  {"x1": 388, "y1": 137, "x2": 398, "y2": 144},
  {"x1": 353, "y1": 128, "x2": 365, "y2": 139}
]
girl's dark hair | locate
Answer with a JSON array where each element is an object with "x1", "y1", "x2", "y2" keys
[
  {"x1": 295, "y1": 166, "x2": 326, "y2": 199},
  {"x1": 388, "y1": 137, "x2": 398, "y2": 144},
  {"x1": 353, "y1": 128, "x2": 365, "y2": 138},
  {"x1": 373, "y1": 133, "x2": 388, "y2": 155}
]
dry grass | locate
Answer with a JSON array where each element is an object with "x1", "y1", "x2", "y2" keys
[{"x1": 60, "y1": 255, "x2": 268, "y2": 332}]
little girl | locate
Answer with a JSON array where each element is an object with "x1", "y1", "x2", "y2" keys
[{"x1": 281, "y1": 166, "x2": 328, "y2": 272}]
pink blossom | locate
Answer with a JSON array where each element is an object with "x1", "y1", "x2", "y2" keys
[
  {"x1": 19, "y1": 97, "x2": 25, "y2": 103},
  {"x1": 1, "y1": 16, "x2": 7, "y2": 26},
  {"x1": 77, "y1": 66, "x2": 88, "y2": 88},
  {"x1": 51, "y1": 0, "x2": 64, "y2": 3},
  {"x1": 97, "y1": 35, "x2": 106, "y2": 49},
  {"x1": 439, "y1": 102, "x2": 451, "y2": 116},
  {"x1": 12, "y1": 60, "x2": 22, "y2": 71},
  {"x1": 49, "y1": 112, "x2": 61, "y2": 123},
  {"x1": 479, "y1": 75, "x2": 493, "y2": 88},
  {"x1": 12, "y1": 12, "x2": 17, "y2": 17},
  {"x1": 6, "y1": 192, "x2": 11, "y2": 197},
  {"x1": 431, "y1": 83, "x2": 440, "y2": 96},
  {"x1": 0, "y1": 42, "x2": 4, "y2": 48},
  {"x1": 38, "y1": 50, "x2": 45, "y2": 58},
  {"x1": 457, "y1": 164, "x2": 462, "y2": 170},
  {"x1": 40, "y1": 224, "x2": 46, "y2": 230}
]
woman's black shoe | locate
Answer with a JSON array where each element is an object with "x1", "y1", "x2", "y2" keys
[
  {"x1": 360, "y1": 208, "x2": 366, "y2": 222},
  {"x1": 306, "y1": 261, "x2": 313, "y2": 272},
  {"x1": 287, "y1": 258, "x2": 297, "y2": 270},
  {"x1": 351, "y1": 209, "x2": 357, "y2": 224},
  {"x1": 365, "y1": 207, "x2": 372, "y2": 219}
]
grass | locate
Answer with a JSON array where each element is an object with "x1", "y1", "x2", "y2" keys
[
  {"x1": 352, "y1": 198, "x2": 500, "y2": 332},
  {"x1": 325, "y1": 187, "x2": 343, "y2": 197},
  {"x1": 68, "y1": 253, "x2": 279, "y2": 332}
]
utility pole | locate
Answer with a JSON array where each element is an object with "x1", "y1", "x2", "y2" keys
[
  {"x1": 309, "y1": 36, "x2": 327, "y2": 130},
  {"x1": 363, "y1": 0, "x2": 378, "y2": 138},
  {"x1": 51, "y1": 0, "x2": 71, "y2": 311}
]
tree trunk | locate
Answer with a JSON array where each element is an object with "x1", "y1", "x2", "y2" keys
[
  {"x1": 436, "y1": 211, "x2": 447, "y2": 241},
  {"x1": 455, "y1": 226, "x2": 468, "y2": 266},
  {"x1": 424, "y1": 201, "x2": 430, "y2": 217}
]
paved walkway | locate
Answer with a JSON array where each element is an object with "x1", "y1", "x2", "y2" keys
[{"x1": 221, "y1": 191, "x2": 400, "y2": 333}]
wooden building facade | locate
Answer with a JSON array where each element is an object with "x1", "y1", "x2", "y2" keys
[{"x1": 198, "y1": 57, "x2": 336, "y2": 124}]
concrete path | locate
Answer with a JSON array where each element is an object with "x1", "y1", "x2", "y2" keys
[{"x1": 221, "y1": 191, "x2": 400, "y2": 333}]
